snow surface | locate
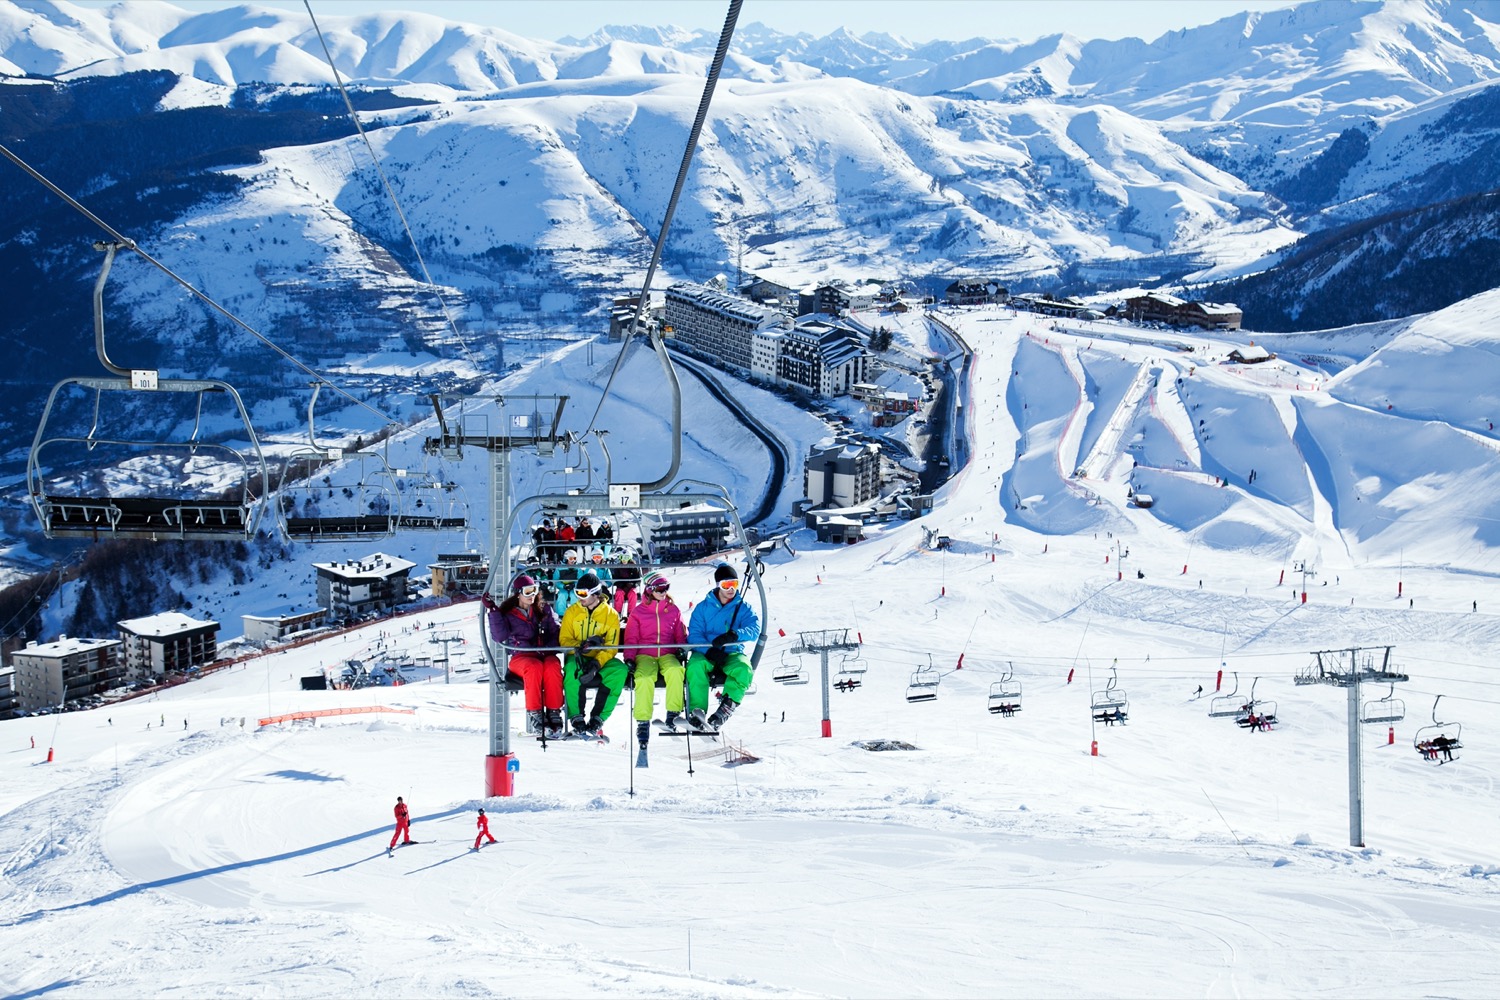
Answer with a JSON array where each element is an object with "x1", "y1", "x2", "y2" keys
[{"x1": 4, "y1": 300, "x2": 1500, "y2": 997}]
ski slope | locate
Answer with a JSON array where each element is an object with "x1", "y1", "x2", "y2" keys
[{"x1": 4, "y1": 297, "x2": 1500, "y2": 997}]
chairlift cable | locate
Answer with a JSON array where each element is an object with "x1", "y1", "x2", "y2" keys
[
  {"x1": 302, "y1": 1, "x2": 482, "y2": 371},
  {"x1": 0, "y1": 142, "x2": 393, "y2": 426},
  {"x1": 581, "y1": 0, "x2": 743, "y2": 479}
]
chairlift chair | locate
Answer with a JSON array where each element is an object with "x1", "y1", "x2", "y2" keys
[
  {"x1": 774, "y1": 649, "x2": 810, "y2": 685},
  {"x1": 276, "y1": 383, "x2": 402, "y2": 542},
  {"x1": 1208, "y1": 671, "x2": 1246, "y2": 718},
  {"x1": 835, "y1": 652, "x2": 867, "y2": 681},
  {"x1": 28, "y1": 242, "x2": 269, "y2": 541},
  {"x1": 1235, "y1": 677, "x2": 1276, "y2": 728},
  {"x1": 1413, "y1": 695, "x2": 1463, "y2": 762},
  {"x1": 987, "y1": 662, "x2": 1022, "y2": 715},
  {"x1": 1090, "y1": 664, "x2": 1128, "y2": 715},
  {"x1": 1360, "y1": 683, "x2": 1406, "y2": 725},
  {"x1": 394, "y1": 470, "x2": 470, "y2": 532},
  {"x1": 906, "y1": 657, "x2": 941, "y2": 703}
]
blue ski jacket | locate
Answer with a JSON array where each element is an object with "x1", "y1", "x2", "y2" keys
[{"x1": 687, "y1": 589, "x2": 761, "y2": 655}]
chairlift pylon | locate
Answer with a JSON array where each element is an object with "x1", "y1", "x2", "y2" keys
[{"x1": 27, "y1": 241, "x2": 269, "y2": 541}]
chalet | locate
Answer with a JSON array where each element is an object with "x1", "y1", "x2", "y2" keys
[
  {"x1": 945, "y1": 280, "x2": 1008, "y2": 306},
  {"x1": 1228, "y1": 344, "x2": 1276, "y2": 364},
  {"x1": 1125, "y1": 293, "x2": 1243, "y2": 331}
]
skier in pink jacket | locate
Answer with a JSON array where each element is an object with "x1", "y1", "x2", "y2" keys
[{"x1": 622, "y1": 571, "x2": 688, "y2": 751}]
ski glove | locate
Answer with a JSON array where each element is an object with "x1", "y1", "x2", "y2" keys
[
  {"x1": 579, "y1": 636, "x2": 604, "y2": 653},
  {"x1": 480, "y1": 592, "x2": 497, "y2": 612},
  {"x1": 705, "y1": 646, "x2": 730, "y2": 668},
  {"x1": 711, "y1": 630, "x2": 739, "y2": 648}
]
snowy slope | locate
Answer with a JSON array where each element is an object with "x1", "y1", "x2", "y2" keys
[{"x1": 3, "y1": 296, "x2": 1500, "y2": 997}]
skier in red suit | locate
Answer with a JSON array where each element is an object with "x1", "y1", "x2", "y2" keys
[
  {"x1": 473, "y1": 808, "x2": 497, "y2": 850},
  {"x1": 389, "y1": 796, "x2": 413, "y2": 851}
]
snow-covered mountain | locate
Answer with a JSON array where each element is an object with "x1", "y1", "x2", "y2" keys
[{"x1": 3, "y1": 1, "x2": 1500, "y2": 557}]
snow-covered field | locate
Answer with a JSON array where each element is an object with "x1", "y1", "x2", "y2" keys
[{"x1": 4, "y1": 300, "x2": 1500, "y2": 998}]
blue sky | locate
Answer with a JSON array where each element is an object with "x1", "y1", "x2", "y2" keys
[{"x1": 77, "y1": 0, "x2": 1298, "y2": 43}]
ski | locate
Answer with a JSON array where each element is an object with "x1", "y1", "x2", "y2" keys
[
  {"x1": 536, "y1": 730, "x2": 609, "y2": 745},
  {"x1": 636, "y1": 746, "x2": 649, "y2": 768},
  {"x1": 654, "y1": 726, "x2": 720, "y2": 739}
]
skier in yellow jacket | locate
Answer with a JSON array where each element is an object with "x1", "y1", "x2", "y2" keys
[{"x1": 558, "y1": 571, "x2": 627, "y2": 737}]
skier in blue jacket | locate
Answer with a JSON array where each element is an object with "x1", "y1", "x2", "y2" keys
[{"x1": 684, "y1": 562, "x2": 760, "y2": 731}]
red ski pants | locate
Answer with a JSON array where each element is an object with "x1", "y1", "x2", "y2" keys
[
  {"x1": 509, "y1": 653, "x2": 564, "y2": 711},
  {"x1": 390, "y1": 818, "x2": 411, "y2": 849}
]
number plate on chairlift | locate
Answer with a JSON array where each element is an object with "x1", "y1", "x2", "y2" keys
[{"x1": 131, "y1": 369, "x2": 159, "y2": 390}]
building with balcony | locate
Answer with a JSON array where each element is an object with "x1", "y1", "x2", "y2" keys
[
  {"x1": 804, "y1": 439, "x2": 881, "y2": 510},
  {"x1": 117, "y1": 613, "x2": 219, "y2": 680},
  {"x1": 664, "y1": 282, "x2": 787, "y2": 375},
  {"x1": 10, "y1": 635, "x2": 125, "y2": 712},
  {"x1": 241, "y1": 608, "x2": 329, "y2": 645},
  {"x1": 638, "y1": 504, "x2": 733, "y2": 563},
  {"x1": 779, "y1": 321, "x2": 869, "y2": 398},
  {"x1": 313, "y1": 553, "x2": 416, "y2": 621},
  {"x1": 429, "y1": 552, "x2": 489, "y2": 598},
  {"x1": 0, "y1": 663, "x2": 20, "y2": 718}
]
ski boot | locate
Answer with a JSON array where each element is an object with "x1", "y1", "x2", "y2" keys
[
  {"x1": 636, "y1": 720, "x2": 651, "y2": 749},
  {"x1": 569, "y1": 713, "x2": 589, "y2": 735},
  {"x1": 662, "y1": 710, "x2": 682, "y2": 731},
  {"x1": 707, "y1": 697, "x2": 739, "y2": 730},
  {"x1": 544, "y1": 709, "x2": 565, "y2": 740},
  {"x1": 524, "y1": 709, "x2": 544, "y2": 736},
  {"x1": 687, "y1": 708, "x2": 710, "y2": 731},
  {"x1": 585, "y1": 714, "x2": 605, "y2": 738}
]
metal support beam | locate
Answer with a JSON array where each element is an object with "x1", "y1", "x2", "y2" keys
[{"x1": 791, "y1": 628, "x2": 860, "y2": 738}]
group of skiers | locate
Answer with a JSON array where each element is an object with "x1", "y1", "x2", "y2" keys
[
  {"x1": 388, "y1": 798, "x2": 497, "y2": 854},
  {"x1": 482, "y1": 560, "x2": 761, "y2": 751}
]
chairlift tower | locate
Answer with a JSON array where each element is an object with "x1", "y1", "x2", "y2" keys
[
  {"x1": 1292, "y1": 559, "x2": 1316, "y2": 604},
  {"x1": 1294, "y1": 646, "x2": 1408, "y2": 846},
  {"x1": 791, "y1": 628, "x2": 861, "y2": 738},
  {"x1": 424, "y1": 393, "x2": 569, "y2": 797},
  {"x1": 428, "y1": 630, "x2": 463, "y2": 685}
]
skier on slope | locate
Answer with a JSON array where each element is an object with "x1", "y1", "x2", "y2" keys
[
  {"x1": 485, "y1": 573, "x2": 565, "y2": 738},
  {"x1": 558, "y1": 572, "x2": 628, "y2": 737},
  {"x1": 473, "y1": 808, "x2": 497, "y2": 850},
  {"x1": 389, "y1": 796, "x2": 413, "y2": 853},
  {"x1": 684, "y1": 563, "x2": 761, "y2": 731},
  {"x1": 622, "y1": 570, "x2": 688, "y2": 749}
]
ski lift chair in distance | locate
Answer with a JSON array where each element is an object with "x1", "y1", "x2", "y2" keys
[
  {"x1": 834, "y1": 652, "x2": 866, "y2": 691},
  {"x1": 774, "y1": 650, "x2": 810, "y2": 685},
  {"x1": 28, "y1": 241, "x2": 269, "y2": 541},
  {"x1": 988, "y1": 662, "x2": 1022, "y2": 716},
  {"x1": 1091, "y1": 665, "x2": 1128, "y2": 724},
  {"x1": 394, "y1": 470, "x2": 470, "y2": 532},
  {"x1": 1235, "y1": 677, "x2": 1277, "y2": 730},
  {"x1": 1360, "y1": 683, "x2": 1406, "y2": 725},
  {"x1": 906, "y1": 657, "x2": 941, "y2": 703},
  {"x1": 1414, "y1": 695, "x2": 1463, "y2": 763},
  {"x1": 1208, "y1": 671, "x2": 1246, "y2": 718},
  {"x1": 277, "y1": 383, "x2": 402, "y2": 542}
]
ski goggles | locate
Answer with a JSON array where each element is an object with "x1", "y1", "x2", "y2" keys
[
  {"x1": 716, "y1": 578, "x2": 740, "y2": 592},
  {"x1": 517, "y1": 584, "x2": 539, "y2": 597},
  {"x1": 648, "y1": 578, "x2": 671, "y2": 593},
  {"x1": 574, "y1": 583, "x2": 600, "y2": 597}
]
